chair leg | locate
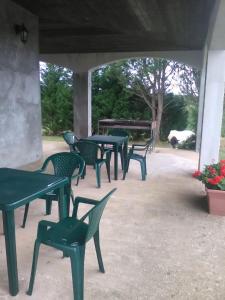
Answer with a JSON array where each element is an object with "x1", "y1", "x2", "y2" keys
[
  {"x1": 70, "y1": 245, "x2": 85, "y2": 300},
  {"x1": 123, "y1": 158, "x2": 130, "y2": 180},
  {"x1": 144, "y1": 157, "x2": 147, "y2": 175},
  {"x1": 106, "y1": 161, "x2": 111, "y2": 183},
  {"x1": 96, "y1": 163, "x2": 101, "y2": 188},
  {"x1": 81, "y1": 165, "x2": 86, "y2": 179},
  {"x1": 122, "y1": 165, "x2": 126, "y2": 180},
  {"x1": 45, "y1": 199, "x2": 52, "y2": 215},
  {"x1": 61, "y1": 188, "x2": 71, "y2": 217},
  {"x1": 120, "y1": 150, "x2": 124, "y2": 170},
  {"x1": 100, "y1": 144, "x2": 104, "y2": 159},
  {"x1": 67, "y1": 197, "x2": 71, "y2": 216},
  {"x1": 22, "y1": 203, "x2": 30, "y2": 228},
  {"x1": 94, "y1": 229, "x2": 105, "y2": 273},
  {"x1": 140, "y1": 161, "x2": 146, "y2": 181},
  {"x1": 27, "y1": 240, "x2": 41, "y2": 295},
  {"x1": 71, "y1": 190, "x2": 75, "y2": 206}
]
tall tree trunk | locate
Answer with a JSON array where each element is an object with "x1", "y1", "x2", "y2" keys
[
  {"x1": 155, "y1": 93, "x2": 164, "y2": 141},
  {"x1": 151, "y1": 95, "x2": 156, "y2": 121}
]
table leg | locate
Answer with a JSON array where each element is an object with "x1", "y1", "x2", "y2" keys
[
  {"x1": 58, "y1": 186, "x2": 70, "y2": 257},
  {"x1": 2, "y1": 210, "x2": 19, "y2": 296},
  {"x1": 58, "y1": 186, "x2": 69, "y2": 220},
  {"x1": 123, "y1": 139, "x2": 128, "y2": 169},
  {"x1": 114, "y1": 144, "x2": 118, "y2": 180}
]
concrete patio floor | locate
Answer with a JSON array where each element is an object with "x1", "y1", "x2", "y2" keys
[{"x1": 1, "y1": 141, "x2": 225, "y2": 300}]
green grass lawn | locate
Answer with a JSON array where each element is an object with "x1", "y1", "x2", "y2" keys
[
  {"x1": 156, "y1": 140, "x2": 170, "y2": 148},
  {"x1": 42, "y1": 135, "x2": 63, "y2": 141}
]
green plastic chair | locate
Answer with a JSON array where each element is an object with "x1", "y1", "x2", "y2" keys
[
  {"x1": 123, "y1": 138, "x2": 153, "y2": 181},
  {"x1": 22, "y1": 152, "x2": 85, "y2": 228},
  {"x1": 105, "y1": 128, "x2": 129, "y2": 170},
  {"x1": 63, "y1": 131, "x2": 80, "y2": 152},
  {"x1": 74, "y1": 141, "x2": 111, "y2": 188},
  {"x1": 27, "y1": 188, "x2": 117, "y2": 300}
]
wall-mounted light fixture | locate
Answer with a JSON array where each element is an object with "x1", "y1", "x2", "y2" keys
[{"x1": 14, "y1": 23, "x2": 28, "y2": 43}]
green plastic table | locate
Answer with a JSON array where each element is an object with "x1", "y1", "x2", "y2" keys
[
  {"x1": 84, "y1": 135, "x2": 128, "y2": 180},
  {"x1": 0, "y1": 168, "x2": 69, "y2": 296}
]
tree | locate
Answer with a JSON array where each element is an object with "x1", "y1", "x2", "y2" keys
[
  {"x1": 160, "y1": 94, "x2": 188, "y2": 140},
  {"x1": 41, "y1": 63, "x2": 73, "y2": 135},
  {"x1": 92, "y1": 63, "x2": 150, "y2": 132},
  {"x1": 177, "y1": 65, "x2": 201, "y2": 131},
  {"x1": 178, "y1": 65, "x2": 200, "y2": 97},
  {"x1": 121, "y1": 58, "x2": 179, "y2": 140}
]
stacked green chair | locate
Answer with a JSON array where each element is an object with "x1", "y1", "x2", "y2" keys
[
  {"x1": 106, "y1": 128, "x2": 129, "y2": 170},
  {"x1": 22, "y1": 152, "x2": 85, "y2": 228},
  {"x1": 26, "y1": 188, "x2": 117, "y2": 300},
  {"x1": 123, "y1": 137, "x2": 153, "y2": 181},
  {"x1": 63, "y1": 131, "x2": 79, "y2": 152},
  {"x1": 75, "y1": 141, "x2": 111, "y2": 188}
]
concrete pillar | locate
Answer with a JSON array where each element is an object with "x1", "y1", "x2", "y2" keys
[
  {"x1": 0, "y1": 0, "x2": 42, "y2": 168},
  {"x1": 199, "y1": 50, "x2": 225, "y2": 169},
  {"x1": 196, "y1": 46, "x2": 208, "y2": 152},
  {"x1": 73, "y1": 71, "x2": 92, "y2": 138}
]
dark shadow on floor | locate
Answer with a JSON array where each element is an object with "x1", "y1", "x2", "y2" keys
[{"x1": 184, "y1": 193, "x2": 208, "y2": 213}]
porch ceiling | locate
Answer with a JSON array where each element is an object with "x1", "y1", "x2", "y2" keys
[{"x1": 12, "y1": 0, "x2": 214, "y2": 54}]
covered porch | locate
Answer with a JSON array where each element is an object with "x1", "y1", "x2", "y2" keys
[
  {"x1": 1, "y1": 1, "x2": 225, "y2": 299},
  {"x1": 1, "y1": 141, "x2": 225, "y2": 299},
  {"x1": 1, "y1": 0, "x2": 225, "y2": 170}
]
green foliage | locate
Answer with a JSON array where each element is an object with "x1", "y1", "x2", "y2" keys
[
  {"x1": 40, "y1": 60, "x2": 199, "y2": 140},
  {"x1": 184, "y1": 96, "x2": 198, "y2": 131},
  {"x1": 160, "y1": 94, "x2": 188, "y2": 140},
  {"x1": 177, "y1": 135, "x2": 196, "y2": 150},
  {"x1": 178, "y1": 65, "x2": 200, "y2": 97},
  {"x1": 41, "y1": 63, "x2": 73, "y2": 135},
  {"x1": 92, "y1": 62, "x2": 197, "y2": 141},
  {"x1": 92, "y1": 64, "x2": 150, "y2": 133},
  {"x1": 193, "y1": 161, "x2": 225, "y2": 190}
]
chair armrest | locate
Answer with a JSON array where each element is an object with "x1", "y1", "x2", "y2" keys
[
  {"x1": 131, "y1": 143, "x2": 147, "y2": 152},
  {"x1": 103, "y1": 149, "x2": 111, "y2": 156},
  {"x1": 33, "y1": 157, "x2": 50, "y2": 174},
  {"x1": 33, "y1": 168, "x2": 44, "y2": 173},
  {"x1": 75, "y1": 196, "x2": 98, "y2": 205},
  {"x1": 71, "y1": 163, "x2": 85, "y2": 180},
  {"x1": 99, "y1": 145, "x2": 111, "y2": 156},
  {"x1": 132, "y1": 143, "x2": 146, "y2": 147},
  {"x1": 103, "y1": 149, "x2": 111, "y2": 161},
  {"x1": 72, "y1": 196, "x2": 98, "y2": 218},
  {"x1": 37, "y1": 220, "x2": 57, "y2": 240}
]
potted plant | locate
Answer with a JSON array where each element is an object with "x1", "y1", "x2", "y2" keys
[{"x1": 193, "y1": 160, "x2": 225, "y2": 216}]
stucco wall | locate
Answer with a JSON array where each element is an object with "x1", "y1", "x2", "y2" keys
[{"x1": 0, "y1": 0, "x2": 42, "y2": 167}]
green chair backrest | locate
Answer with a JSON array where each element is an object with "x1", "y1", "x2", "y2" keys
[
  {"x1": 144, "y1": 137, "x2": 154, "y2": 156},
  {"x1": 108, "y1": 128, "x2": 128, "y2": 137},
  {"x1": 75, "y1": 141, "x2": 102, "y2": 166},
  {"x1": 42, "y1": 152, "x2": 85, "y2": 181},
  {"x1": 130, "y1": 137, "x2": 153, "y2": 158},
  {"x1": 63, "y1": 131, "x2": 79, "y2": 151},
  {"x1": 81, "y1": 188, "x2": 116, "y2": 242},
  {"x1": 138, "y1": 137, "x2": 153, "y2": 158}
]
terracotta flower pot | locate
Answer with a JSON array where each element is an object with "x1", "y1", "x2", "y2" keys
[{"x1": 206, "y1": 188, "x2": 225, "y2": 216}]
